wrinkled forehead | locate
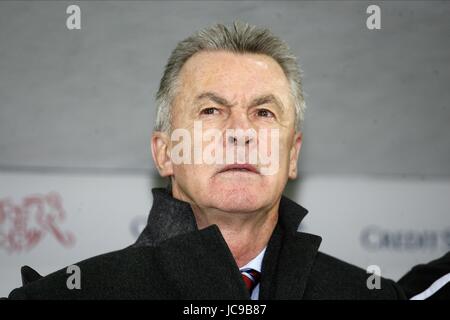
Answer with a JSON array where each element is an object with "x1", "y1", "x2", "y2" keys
[{"x1": 176, "y1": 50, "x2": 293, "y2": 108}]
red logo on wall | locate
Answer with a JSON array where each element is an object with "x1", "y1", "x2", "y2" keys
[{"x1": 0, "y1": 192, "x2": 75, "y2": 253}]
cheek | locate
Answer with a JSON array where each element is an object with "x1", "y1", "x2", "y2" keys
[
  {"x1": 173, "y1": 164, "x2": 214, "y2": 184},
  {"x1": 272, "y1": 134, "x2": 292, "y2": 167},
  {"x1": 172, "y1": 165, "x2": 195, "y2": 184}
]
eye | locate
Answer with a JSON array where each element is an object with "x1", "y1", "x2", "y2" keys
[
  {"x1": 256, "y1": 109, "x2": 275, "y2": 118},
  {"x1": 200, "y1": 107, "x2": 220, "y2": 115}
]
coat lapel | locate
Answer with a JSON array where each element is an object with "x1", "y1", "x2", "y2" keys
[
  {"x1": 269, "y1": 231, "x2": 322, "y2": 299},
  {"x1": 154, "y1": 225, "x2": 250, "y2": 299},
  {"x1": 259, "y1": 196, "x2": 322, "y2": 300}
]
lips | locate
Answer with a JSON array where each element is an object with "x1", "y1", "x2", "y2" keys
[{"x1": 218, "y1": 164, "x2": 259, "y2": 174}]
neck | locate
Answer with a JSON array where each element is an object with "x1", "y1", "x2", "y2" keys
[{"x1": 172, "y1": 186, "x2": 279, "y2": 268}]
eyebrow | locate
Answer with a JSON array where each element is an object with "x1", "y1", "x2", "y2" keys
[
  {"x1": 249, "y1": 94, "x2": 285, "y2": 113},
  {"x1": 195, "y1": 91, "x2": 285, "y2": 113},
  {"x1": 196, "y1": 92, "x2": 235, "y2": 108}
]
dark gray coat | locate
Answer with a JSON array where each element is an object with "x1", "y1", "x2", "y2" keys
[{"x1": 7, "y1": 188, "x2": 406, "y2": 300}]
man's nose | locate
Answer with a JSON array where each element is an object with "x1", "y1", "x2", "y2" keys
[
  {"x1": 225, "y1": 111, "x2": 255, "y2": 147},
  {"x1": 227, "y1": 109, "x2": 252, "y2": 129},
  {"x1": 227, "y1": 135, "x2": 252, "y2": 146}
]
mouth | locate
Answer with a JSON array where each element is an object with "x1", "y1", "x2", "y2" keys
[{"x1": 218, "y1": 164, "x2": 259, "y2": 174}]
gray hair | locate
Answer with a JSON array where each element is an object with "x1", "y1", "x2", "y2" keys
[{"x1": 154, "y1": 21, "x2": 306, "y2": 132}]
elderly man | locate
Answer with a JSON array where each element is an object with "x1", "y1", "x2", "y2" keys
[{"x1": 7, "y1": 22, "x2": 405, "y2": 300}]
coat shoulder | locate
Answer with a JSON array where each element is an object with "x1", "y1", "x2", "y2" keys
[
  {"x1": 7, "y1": 245, "x2": 171, "y2": 300},
  {"x1": 305, "y1": 251, "x2": 406, "y2": 300}
]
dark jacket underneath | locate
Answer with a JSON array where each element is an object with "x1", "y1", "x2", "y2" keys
[
  {"x1": 398, "y1": 252, "x2": 450, "y2": 300},
  {"x1": 8, "y1": 188, "x2": 406, "y2": 300}
]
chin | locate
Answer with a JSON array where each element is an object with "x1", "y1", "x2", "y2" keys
[{"x1": 207, "y1": 182, "x2": 267, "y2": 213}]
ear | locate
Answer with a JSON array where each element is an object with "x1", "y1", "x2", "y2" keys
[
  {"x1": 151, "y1": 131, "x2": 173, "y2": 177},
  {"x1": 288, "y1": 131, "x2": 303, "y2": 180}
]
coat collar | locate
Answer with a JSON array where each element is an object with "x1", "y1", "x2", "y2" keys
[
  {"x1": 134, "y1": 187, "x2": 198, "y2": 247},
  {"x1": 134, "y1": 186, "x2": 322, "y2": 299},
  {"x1": 135, "y1": 187, "x2": 311, "y2": 247}
]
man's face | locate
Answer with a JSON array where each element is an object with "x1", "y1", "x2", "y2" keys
[{"x1": 153, "y1": 50, "x2": 302, "y2": 214}]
